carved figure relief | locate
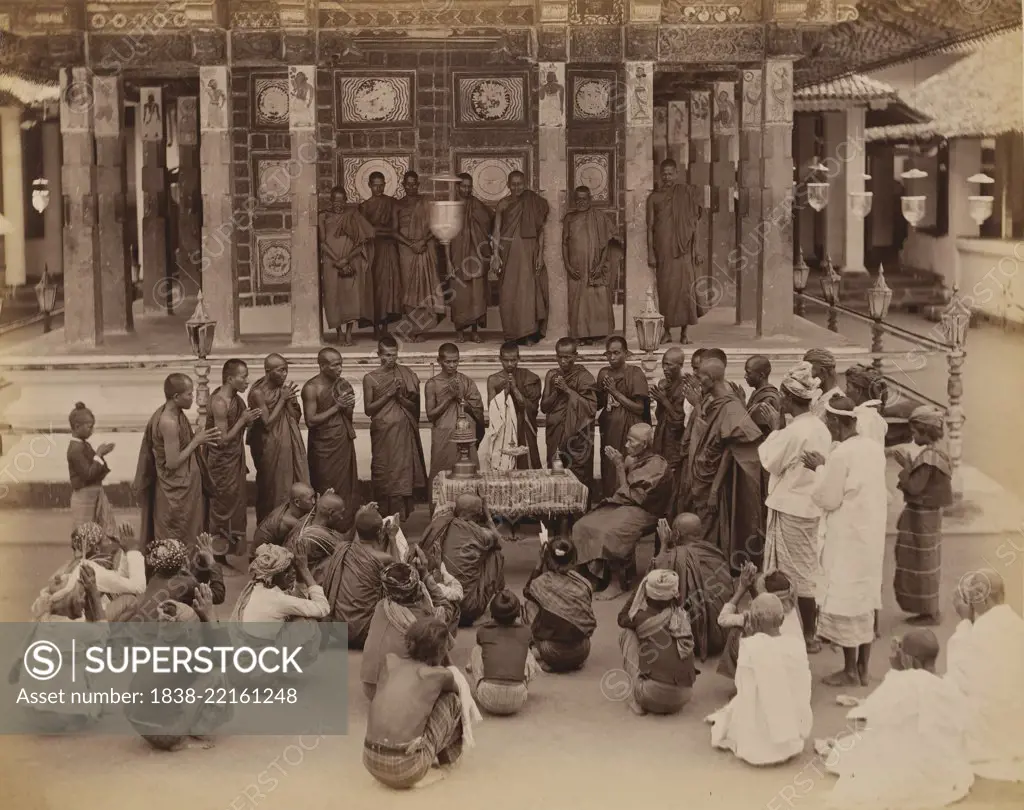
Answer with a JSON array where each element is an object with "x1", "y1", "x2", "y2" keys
[
  {"x1": 668, "y1": 101, "x2": 689, "y2": 145},
  {"x1": 140, "y1": 88, "x2": 164, "y2": 142},
  {"x1": 571, "y1": 76, "x2": 613, "y2": 121},
  {"x1": 456, "y1": 154, "x2": 527, "y2": 204},
  {"x1": 253, "y1": 77, "x2": 290, "y2": 129},
  {"x1": 741, "y1": 69, "x2": 763, "y2": 129},
  {"x1": 200, "y1": 66, "x2": 228, "y2": 130},
  {"x1": 689, "y1": 90, "x2": 711, "y2": 139},
  {"x1": 626, "y1": 62, "x2": 653, "y2": 127},
  {"x1": 91, "y1": 76, "x2": 119, "y2": 137},
  {"x1": 342, "y1": 156, "x2": 411, "y2": 202},
  {"x1": 289, "y1": 66, "x2": 315, "y2": 129},
  {"x1": 538, "y1": 63, "x2": 566, "y2": 129},
  {"x1": 766, "y1": 60, "x2": 794, "y2": 124},
  {"x1": 337, "y1": 74, "x2": 413, "y2": 126},
  {"x1": 177, "y1": 97, "x2": 198, "y2": 145},
  {"x1": 456, "y1": 75, "x2": 526, "y2": 125},
  {"x1": 61, "y1": 68, "x2": 93, "y2": 133},
  {"x1": 712, "y1": 82, "x2": 737, "y2": 136},
  {"x1": 255, "y1": 234, "x2": 292, "y2": 289},
  {"x1": 571, "y1": 152, "x2": 611, "y2": 203}
]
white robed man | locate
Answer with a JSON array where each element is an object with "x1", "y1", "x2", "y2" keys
[
  {"x1": 708, "y1": 592, "x2": 813, "y2": 766},
  {"x1": 802, "y1": 394, "x2": 887, "y2": 687},
  {"x1": 805, "y1": 349, "x2": 843, "y2": 421},
  {"x1": 756, "y1": 361, "x2": 832, "y2": 652},
  {"x1": 819, "y1": 628, "x2": 974, "y2": 810},
  {"x1": 946, "y1": 568, "x2": 1024, "y2": 782}
]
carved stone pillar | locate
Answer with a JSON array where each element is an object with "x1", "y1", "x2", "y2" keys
[
  {"x1": 92, "y1": 75, "x2": 131, "y2": 334},
  {"x1": 823, "y1": 110, "x2": 847, "y2": 267},
  {"x1": 688, "y1": 90, "x2": 712, "y2": 307},
  {"x1": 538, "y1": 61, "x2": 568, "y2": 340},
  {"x1": 139, "y1": 86, "x2": 168, "y2": 313},
  {"x1": 0, "y1": 106, "x2": 26, "y2": 287},
  {"x1": 711, "y1": 81, "x2": 737, "y2": 310},
  {"x1": 60, "y1": 67, "x2": 102, "y2": 346},
  {"x1": 843, "y1": 107, "x2": 868, "y2": 274},
  {"x1": 737, "y1": 69, "x2": 763, "y2": 323},
  {"x1": 624, "y1": 62, "x2": 654, "y2": 346},
  {"x1": 176, "y1": 96, "x2": 203, "y2": 299},
  {"x1": 288, "y1": 65, "x2": 320, "y2": 347},
  {"x1": 758, "y1": 60, "x2": 796, "y2": 336},
  {"x1": 653, "y1": 106, "x2": 668, "y2": 167},
  {"x1": 667, "y1": 100, "x2": 688, "y2": 170}
]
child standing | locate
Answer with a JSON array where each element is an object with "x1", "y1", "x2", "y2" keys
[
  {"x1": 67, "y1": 402, "x2": 116, "y2": 533},
  {"x1": 467, "y1": 589, "x2": 539, "y2": 716}
]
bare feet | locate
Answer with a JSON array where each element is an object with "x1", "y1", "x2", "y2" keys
[
  {"x1": 822, "y1": 670, "x2": 860, "y2": 687},
  {"x1": 457, "y1": 332, "x2": 466, "y2": 344},
  {"x1": 471, "y1": 332, "x2": 483, "y2": 343},
  {"x1": 858, "y1": 672, "x2": 871, "y2": 687},
  {"x1": 805, "y1": 638, "x2": 823, "y2": 654},
  {"x1": 660, "y1": 332, "x2": 671, "y2": 345},
  {"x1": 595, "y1": 584, "x2": 625, "y2": 601},
  {"x1": 680, "y1": 329, "x2": 689, "y2": 345},
  {"x1": 414, "y1": 769, "x2": 447, "y2": 789},
  {"x1": 906, "y1": 613, "x2": 941, "y2": 626},
  {"x1": 626, "y1": 696, "x2": 645, "y2": 716}
]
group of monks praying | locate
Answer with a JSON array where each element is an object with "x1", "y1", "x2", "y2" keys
[{"x1": 35, "y1": 335, "x2": 1024, "y2": 802}]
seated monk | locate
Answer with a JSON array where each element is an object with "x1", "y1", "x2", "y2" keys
[
  {"x1": 284, "y1": 490, "x2": 348, "y2": 584},
  {"x1": 419, "y1": 493, "x2": 505, "y2": 627},
  {"x1": 708, "y1": 593, "x2": 813, "y2": 766},
  {"x1": 361, "y1": 562, "x2": 459, "y2": 700},
  {"x1": 945, "y1": 569, "x2": 1024, "y2": 782},
  {"x1": 572, "y1": 423, "x2": 671, "y2": 600},
  {"x1": 251, "y1": 482, "x2": 316, "y2": 557},
  {"x1": 321, "y1": 505, "x2": 396, "y2": 649},
  {"x1": 125, "y1": 534, "x2": 225, "y2": 622},
  {"x1": 649, "y1": 513, "x2": 733, "y2": 661},
  {"x1": 522, "y1": 538, "x2": 596, "y2": 673},
  {"x1": 617, "y1": 569, "x2": 697, "y2": 717},
  {"x1": 363, "y1": 617, "x2": 482, "y2": 790}
]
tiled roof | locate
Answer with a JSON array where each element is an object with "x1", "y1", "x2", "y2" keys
[
  {"x1": 866, "y1": 31, "x2": 1023, "y2": 142},
  {"x1": 795, "y1": 74, "x2": 900, "y2": 103},
  {"x1": 0, "y1": 71, "x2": 59, "y2": 107}
]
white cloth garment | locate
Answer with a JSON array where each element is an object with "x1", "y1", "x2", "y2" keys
[
  {"x1": 237, "y1": 583, "x2": 330, "y2": 639},
  {"x1": 758, "y1": 411, "x2": 834, "y2": 519},
  {"x1": 478, "y1": 390, "x2": 521, "y2": 473},
  {"x1": 811, "y1": 386, "x2": 845, "y2": 421},
  {"x1": 854, "y1": 401, "x2": 888, "y2": 446},
  {"x1": 718, "y1": 602, "x2": 803, "y2": 641},
  {"x1": 945, "y1": 604, "x2": 1024, "y2": 782},
  {"x1": 709, "y1": 633, "x2": 813, "y2": 765},
  {"x1": 824, "y1": 668, "x2": 973, "y2": 809},
  {"x1": 812, "y1": 434, "x2": 888, "y2": 616},
  {"x1": 446, "y1": 665, "x2": 483, "y2": 747}
]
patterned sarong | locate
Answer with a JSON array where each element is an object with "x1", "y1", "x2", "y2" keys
[
  {"x1": 817, "y1": 611, "x2": 874, "y2": 647},
  {"x1": 763, "y1": 510, "x2": 820, "y2": 599},
  {"x1": 894, "y1": 504, "x2": 942, "y2": 616},
  {"x1": 536, "y1": 638, "x2": 591, "y2": 672},
  {"x1": 475, "y1": 680, "x2": 529, "y2": 716}
]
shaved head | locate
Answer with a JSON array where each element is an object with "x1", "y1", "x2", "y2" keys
[
  {"x1": 627, "y1": 423, "x2": 654, "y2": 444},
  {"x1": 671, "y1": 513, "x2": 702, "y2": 542},
  {"x1": 745, "y1": 355, "x2": 772, "y2": 376},
  {"x1": 900, "y1": 628, "x2": 940, "y2": 668},
  {"x1": 700, "y1": 357, "x2": 726, "y2": 381},
  {"x1": 289, "y1": 482, "x2": 315, "y2": 502},
  {"x1": 265, "y1": 353, "x2": 287, "y2": 371},
  {"x1": 317, "y1": 347, "x2": 342, "y2": 367},
  {"x1": 959, "y1": 568, "x2": 1005, "y2": 609},
  {"x1": 454, "y1": 493, "x2": 484, "y2": 521},
  {"x1": 664, "y1": 347, "x2": 685, "y2": 365}
]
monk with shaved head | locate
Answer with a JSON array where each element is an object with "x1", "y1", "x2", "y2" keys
[
  {"x1": 285, "y1": 489, "x2": 349, "y2": 583},
  {"x1": 303, "y1": 348, "x2": 358, "y2": 523},
  {"x1": 248, "y1": 354, "x2": 309, "y2": 522},
  {"x1": 744, "y1": 355, "x2": 780, "y2": 436},
  {"x1": 651, "y1": 346, "x2": 688, "y2": 528},
  {"x1": 572, "y1": 423, "x2": 671, "y2": 600},
  {"x1": 251, "y1": 482, "x2": 317, "y2": 557}
]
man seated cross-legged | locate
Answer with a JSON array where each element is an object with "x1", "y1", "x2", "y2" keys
[{"x1": 466, "y1": 589, "x2": 540, "y2": 716}]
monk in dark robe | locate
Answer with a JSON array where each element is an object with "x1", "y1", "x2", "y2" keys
[
  {"x1": 319, "y1": 186, "x2": 375, "y2": 346},
  {"x1": 134, "y1": 374, "x2": 219, "y2": 551},
  {"x1": 744, "y1": 355, "x2": 782, "y2": 437},
  {"x1": 541, "y1": 337, "x2": 599, "y2": 499},
  {"x1": 248, "y1": 354, "x2": 309, "y2": 524},
  {"x1": 573, "y1": 424, "x2": 670, "y2": 601},
  {"x1": 359, "y1": 171, "x2": 402, "y2": 336},
  {"x1": 206, "y1": 360, "x2": 260, "y2": 563},
  {"x1": 251, "y1": 482, "x2": 316, "y2": 555},
  {"x1": 597, "y1": 336, "x2": 651, "y2": 500},
  {"x1": 284, "y1": 491, "x2": 348, "y2": 584},
  {"x1": 394, "y1": 170, "x2": 442, "y2": 342},
  {"x1": 492, "y1": 170, "x2": 549, "y2": 343},
  {"x1": 448, "y1": 172, "x2": 493, "y2": 343},
  {"x1": 424, "y1": 343, "x2": 484, "y2": 485},
  {"x1": 420, "y1": 493, "x2": 505, "y2": 627},
  {"x1": 562, "y1": 185, "x2": 615, "y2": 343},
  {"x1": 321, "y1": 505, "x2": 396, "y2": 648},
  {"x1": 646, "y1": 513, "x2": 732, "y2": 660},
  {"x1": 651, "y1": 347, "x2": 688, "y2": 544},
  {"x1": 302, "y1": 348, "x2": 357, "y2": 520},
  {"x1": 485, "y1": 341, "x2": 542, "y2": 470},
  {"x1": 646, "y1": 159, "x2": 705, "y2": 344},
  {"x1": 363, "y1": 337, "x2": 427, "y2": 520},
  {"x1": 682, "y1": 356, "x2": 764, "y2": 571}
]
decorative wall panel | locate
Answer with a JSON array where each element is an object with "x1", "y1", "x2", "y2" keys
[
  {"x1": 569, "y1": 73, "x2": 616, "y2": 124},
  {"x1": 455, "y1": 152, "x2": 529, "y2": 204},
  {"x1": 252, "y1": 75, "x2": 290, "y2": 129},
  {"x1": 336, "y1": 73, "x2": 414, "y2": 128},
  {"x1": 569, "y1": 0, "x2": 624, "y2": 24},
  {"x1": 341, "y1": 155, "x2": 411, "y2": 202},
  {"x1": 569, "y1": 149, "x2": 614, "y2": 204},
  {"x1": 253, "y1": 155, "x2": 295, "y2": 207},
  {"x1": 454, "y1": 73, "x2": 528, "y2": 127},
  {"x1": 255, "y1": 233, "x2": 292, "y2": 291}
]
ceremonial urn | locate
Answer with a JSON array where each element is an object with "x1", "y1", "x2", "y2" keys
[
  {"x1": 633, "y1": 286, "x2": 665, "y2": 379},
  {"x1": 901, "y1": 195, "x2": 926, "y2": 228},
  {"x1": 450, "y1": 408, "x2": 479, "y2": 479},
  {"x1": 428, "y1": 173, "x2": 465, "y2": 246}
]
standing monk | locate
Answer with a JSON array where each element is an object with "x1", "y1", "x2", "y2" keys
[
  {"x1": 359, "y1": 171, "x2": 402, "y2": 336},
  {"x1": 651, "y1": 347, "x2": 688, "y2": 532},
  {"x1": 596, "y1": 336, "x2": 651, "y2": 500},
  {"x1": 492, "y1": 170, "x2": 549, "y2": 344},
  {"x1": 395, "y1": 171, "x2": 441, "y2": 342},
  {"x1": 541, "y1": 337, "x2": 599, "y2": 499},
  {"x1": 424, "y1": 343, "x2": 484, "y2": 485},
  {"x1": 319, "y1": 186, "x2": 376, "y2": 346},
  {"x1": 484, "y1": 341, "x2": 542, "y2": 471},
  {"x1": 363, "y1": 337, "x2": 427, "y2": 519},
  {"x1": 448, "y1": 173, "x2": 493, "y2": 343},
  {"x1": 207, "y1": 360, "x2": 261, "y2": 563},
  {"x1": 646, "y1": 159, "x2": 704, "y2": 344},
  {"x1": 561, "y1": 185, "x2": 615, "y2": 344},
  {"x1": 302, "y1": 348, "x2": 358, "y2": 518},
  {"x1": 744, "y1": 355, "x2": 781, "y2": 437},
  {"x1": 134, "y1": 374, "x2": 220, "y2": 551},
  {"x1": 248, "y1": 354, "x2": 309, "y2": 524}
]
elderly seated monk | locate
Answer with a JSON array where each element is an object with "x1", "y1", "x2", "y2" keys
[
  {"x1": 945, "y1": 569, "x2": 1024, "y2": 782},
  {"x1": 321, "y1": 504, "x2": 397, "y2": 649},
  {"x1": 420, "y1": 493, "x2": 505, "y2": 627},
  {"x1": 572, "y1": 423, "x2": 671, "y2": 600},
  {"x1": 284, "y1": 490, "x2": 348, "y2": 583},
  {"x1": 523, "y1": 538, "x2": 597, "y2": 673},
  {"x1": 647, "y1": 514, "x2": 733, "y2": 661},
  {"x1": 361, "y1": 562, "x2": 460, "y2": 700},
  {"x1": 251, "y1": 483, "x2": 317, "y2": 557},
  {"x1": 124, "y1": 534, "x2": 225, "y2": 622}
]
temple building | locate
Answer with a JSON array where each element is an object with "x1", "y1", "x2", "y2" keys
[{"x1": 0, "y1": 0, "x2": 1020, "y2": 348}]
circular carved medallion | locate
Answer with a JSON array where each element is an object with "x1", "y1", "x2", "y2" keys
[
  {"x1": 575, "y1": 156, "x2": 609, "y2": 202},
  {"x1": 470, "y1": 81, "x2": 512, "y2": 121},
  {"x1": 261, "y1": 244, "x2": 291, "y2": 283},
  {"x1": 353, "y1": 79, "x2": 400, "y2": 122},
  {"x1": 346, "y1": 158, "x2": 407, "y2": 201},
  {"x1": 256, "y1": 82, "x2": 289, "y2": 127},
  {"x1": 574, "y1": 79, "x2": 611, "y2": 119}
]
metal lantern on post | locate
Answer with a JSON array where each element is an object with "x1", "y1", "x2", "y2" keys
[
  {"x1": 428, "y1": 173, "x2": 465, "y2": 245},
  {"x1": 849, "y1": 174, "x2": 873, "y2": 219},
  {"x1": 806, "y1": 158, "x2": 830, "y2": 212},
  {"x1": 633, "y1": 286, "x2": 665, "y2": 380},
  {"x1": 793, "y1": 248, "x2": 810, "y2": 317},
  {"x1": 185, "y1": 291, "x2": 217, "y2": 428},
  {"x1": 31, "y1": 178, "x2": 50, "y2": 214},
  {"x1": 900, "y1": 166, "x2": 928, "y2": 228},
  {"x1": 940, "y1": 286, "x2": 971, "y2": 494},
  {"x1": 866, "y1": 264, "x2": 893, "y2": 371},
  {"x1": 35, "y1": 265, "x2": 58, "y2": 333},
  {"x1": 819, "y1": 254, "x2": 841, "y2": 332},
  {"x1": 967, "y1": 172, "x2": 995, "y2": 227}
]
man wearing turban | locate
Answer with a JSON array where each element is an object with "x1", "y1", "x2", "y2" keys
[{"x1": 804, "y1": 348, "x2": 843, "y2": 421}]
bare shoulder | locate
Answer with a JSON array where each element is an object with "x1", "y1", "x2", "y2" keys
[
  {"x1": 495, "y1": 197, "x2": 510, "y2": 213},
  {"x1": 158, "y1": 409, "x2": 179, "y2": 430}
]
